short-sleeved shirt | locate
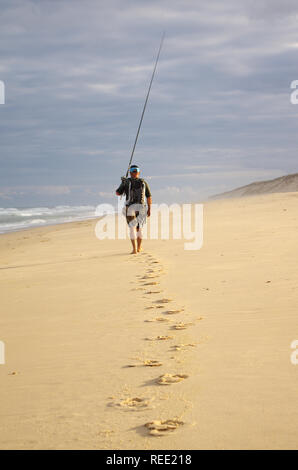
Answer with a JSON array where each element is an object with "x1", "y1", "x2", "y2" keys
[{"x1": 116, "y1": 177, "x2": 151, "y2": 206}]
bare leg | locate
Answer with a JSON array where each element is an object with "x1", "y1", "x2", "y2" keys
[
  {"x1": 129, "y1": 225, "x2": 138, "y2": 254},
  {"x1": 130, "y1": 238, "x2": 137, "y2": 254},
  {"x1": 137, "y1": 227, "x2": 143, "y2": 252}
]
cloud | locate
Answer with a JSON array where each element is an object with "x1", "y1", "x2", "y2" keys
[
  {"x1": 87, "y1": 83, "x2": 119, "y2": 94},
  {"x1": 97, "y1": 190, "x2": 115, "y2": 199},
  {"x1": 0, "y1": 185, "x2": 71, "y2": 197},
  {"x1": 35, "y1": 186, "x2": 71, "y2": 195}
]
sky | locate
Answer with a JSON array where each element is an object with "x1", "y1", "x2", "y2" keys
[{"x1": 1, "y1": 0, "x2": 298, "y2": 207}]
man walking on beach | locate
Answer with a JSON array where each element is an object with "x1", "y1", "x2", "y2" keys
[{"x1": 116, "y1": 164, "x2": 152, "y2": 254}]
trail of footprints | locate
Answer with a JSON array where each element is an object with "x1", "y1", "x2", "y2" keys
[{"x1": 109, "y1": 251, "x2": 202, "y2": 437}]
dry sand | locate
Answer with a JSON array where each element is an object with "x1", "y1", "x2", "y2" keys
[{"x1": 0, "y1": 192, "x2": 298, "y2": 449}]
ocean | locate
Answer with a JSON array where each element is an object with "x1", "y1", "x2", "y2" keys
[{"x1": 0, "y1": 205, "x2": 102, "y2": 234}]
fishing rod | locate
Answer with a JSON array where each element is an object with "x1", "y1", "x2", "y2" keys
[{"x1": 123, "y1": 32, "x2": 165, "y2": 179}]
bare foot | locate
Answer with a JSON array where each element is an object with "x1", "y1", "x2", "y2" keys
[{"x1": 131, "y1": 250, "x2": 138, "y2": 254}]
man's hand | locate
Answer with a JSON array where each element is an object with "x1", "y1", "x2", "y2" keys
[{"x1": 147, "y1": 197, "x2": 152, "y2": 217}]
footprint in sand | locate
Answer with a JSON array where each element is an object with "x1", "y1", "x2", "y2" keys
[
  {"x1": 145, "y1": 335, "x2": 174, "y2": 341},
  {"x1": 145, "y1": 419, "x2": 184, "y2": 436},
  {"x1": 143, "y1": 360, "x2": 163, "y2": 367},
  {"x1": 145, "y1": 305, "x2": 164, "y2": 310},
  {"x1": 145, "y1": 317, "x2": 171, "y2": 323},
  {"x1": 163, "y1": 309, "x2": 184, "y2": 315},
  {"x1": 155, "y1": 298, "x2": 173, "y2": 304},
  {"x1": 149, "y1": 266, "x2": 164, "y2": 271},
  {"x1": 110, "y1": 396, "x2": 153, "y2": 411},
  {"x1": 143, "y1": 281, "x2": 159, "y2": 286},
  {"x1": 127, "y1": 360, "x2": 163, "y2": 368},
  {"x1": 145, "y1": 290, "x2": 163, "y2": 294},
  {"x1": 171, "y1": 322, "x2": 193, "y2": 330},
  {"x1": 157, "y1": 373, "x2": 189, "y2": 385},
  {"x1": 171, "y1": 343, "x2": 197, "y2": 351},
  {"x1": 142, "y1": 275, "x2": 160, "y2": 280}
]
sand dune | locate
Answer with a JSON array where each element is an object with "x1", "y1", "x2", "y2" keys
[
  {"x1": 0, "y1": 192, "x2": 298, "y2": 449},
  {"x1": 210, "y1": 172, "x2": 298, "y2": 199}
]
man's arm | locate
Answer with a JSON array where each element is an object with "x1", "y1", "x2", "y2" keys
[
  {"x1": 115, "y1": 180, "x2": 126, "y2": 196},
  {"x1": 147, "y1": 196, "x2": 152, "y2": 217},
  {"x1": 145, "y1": 181, "x2": 152, "y2": 217}
]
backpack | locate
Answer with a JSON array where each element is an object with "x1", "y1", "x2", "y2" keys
[{"x1": 125, "y1": 177, "x2": 146, "y2": 206}]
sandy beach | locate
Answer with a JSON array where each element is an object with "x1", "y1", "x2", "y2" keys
[{"x1": 1, "y1": 192, "x2": 298, "y2": 450}]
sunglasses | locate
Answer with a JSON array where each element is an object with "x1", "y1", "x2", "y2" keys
[{"x1": 130, "y1": 169, "x2": 139, "y2": 173}]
